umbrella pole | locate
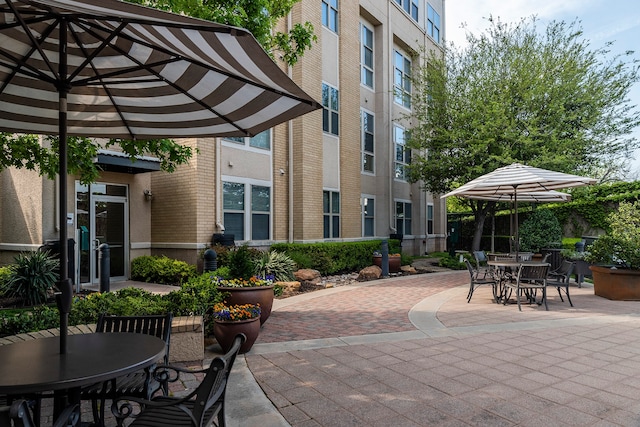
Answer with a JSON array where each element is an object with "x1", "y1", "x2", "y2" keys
[
  {"x1": 55, "y1": 21, "x2": 72, "y2": 355},
  {"x1": 514, "y1": 187, "x2": 519, "y2": 258}
]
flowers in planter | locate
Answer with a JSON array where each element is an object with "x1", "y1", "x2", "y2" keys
[
  {"x1": 215, "y1": 276, "x2": 274, "y2": 288},
  {"x1": 213, "y1": 303, "x2": 261, "y2": 322}
]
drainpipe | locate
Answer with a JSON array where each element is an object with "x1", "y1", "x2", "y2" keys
[
  {"x1": 387, "y1": 1, "x2": 396, "y2": 236},
  {"x1": 288, "y1": 11, "x2": 294, "y2": 243}
]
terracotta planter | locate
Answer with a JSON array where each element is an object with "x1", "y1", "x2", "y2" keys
[
  {"x1": 373, "y1": 255, "x2": 401, "y2": 273},
  {"x1": 213, "y1": 317, "x2": 260, "y2": 354},
  {"x1": 590, "y1": 265, "x2": 640, "y2": 300},
  {"x1": 218, "y1": 286, "x2": 274, "y2": 325}
]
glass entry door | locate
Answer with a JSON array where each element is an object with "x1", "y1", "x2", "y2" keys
[{"x1": 76, "y1": 183, "x2": 129, "y2": 286}]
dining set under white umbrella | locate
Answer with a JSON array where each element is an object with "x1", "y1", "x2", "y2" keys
[{"x1": 442, "y1": 163, "x2": 597, "y2": 254}]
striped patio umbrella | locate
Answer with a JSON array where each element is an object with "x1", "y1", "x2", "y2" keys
[
  {"x1": 0, "y1": 0, "x2": 320, "y2": 353},
  {"x1": 442, "y1": 163, "x2": 596, "y2": 254}
]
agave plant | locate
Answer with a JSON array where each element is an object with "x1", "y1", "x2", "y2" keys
[
  {"x1": 2, "y1": 250, "x2": 59, "y2": 306},
  {"x1": 253, "y1": 250, "x2": 297, "y2": 282}
]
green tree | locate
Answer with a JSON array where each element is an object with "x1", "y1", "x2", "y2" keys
[
  {"x1": 0, "y1": 0, "x2": 315, "y2": 184},
  {"x1": 406, "y1": 17, "x2": 640, "y2": 251}
]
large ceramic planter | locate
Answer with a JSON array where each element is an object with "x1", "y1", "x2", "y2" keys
[
  {"x1": 218, "y1": 286, "x2": 274, "y2": 325},
  {"x1": 590, "y1": 265, "x2": 640, "y2": 300},
  {"x1": 213, "y1": 317, "x2": 260, "y2": 354},
  {"x1": 373, "y1": 255, "x2": 401, "y2": 273}
]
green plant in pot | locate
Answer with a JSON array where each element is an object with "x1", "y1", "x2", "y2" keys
[
  {"x1": 584, "y1": 201, "x2": 640, "y2": 300},
  {"x1": 212, "y1": 302, "x2": 261, "y2": 353},
  {"x1": 215, "y1": 276, "x2": 275, "y2": 325}
]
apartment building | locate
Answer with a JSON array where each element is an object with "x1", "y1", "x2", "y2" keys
[{"x1": 0, "y1": 0, "x2": 447, "y2": 288}]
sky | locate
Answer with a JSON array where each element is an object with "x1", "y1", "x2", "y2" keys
[{"x1": 444, "y1": 0, "x2": 640, "y2": 179}]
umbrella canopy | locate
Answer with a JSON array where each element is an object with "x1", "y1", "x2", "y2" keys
[
  {"x1": 466, "y1": 191, "x2": 572, "y2": 253},
  {"x1": 0, "y1": 0, "x2": 320, "y2": 353},
  {"x1": 443, "y1": 163, "x2": 596, "y2": 199},
  {"x1": 442, "y1": 163, "x2": 596, "y2": 254}
]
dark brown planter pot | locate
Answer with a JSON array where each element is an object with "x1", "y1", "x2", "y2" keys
[
  {"x1": 373, "y1": 255, "x2": 401, "y2": 273},
  {"x1": 218, "y1": 286, "x2": 274, "y2": 326},
  {"x1": 590, "y1": 265, "x2": 640, "y2": 300},
  {"x1": 213, "y1": 317, "x2": 260, "y2": 354}
]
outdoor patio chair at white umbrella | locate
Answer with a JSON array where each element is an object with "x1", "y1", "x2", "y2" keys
[
  {"x1": 0, "y1": 0, "x2": 321, "y2": 353},
  {"x1": 442, "y1": 163, "x2": 596, "y2": 256}
]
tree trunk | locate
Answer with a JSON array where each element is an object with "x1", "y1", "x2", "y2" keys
[{"x1": 470, "y1": 201, "x2": 495, "y2": 252}]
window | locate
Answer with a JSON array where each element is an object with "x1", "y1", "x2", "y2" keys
[
  {"x1": 322, "y1": 0, "x2": 338, "y2": 32},
  {"x1": 251, "y1": 185, "x2": 270, "y2": 240},
  {"x1": 363, "y1": 197, "x2": 375, "y2": 237},
  {"x1": 394, "y1": 124, "x2": 411, "y2": 180},
  {"x1": 223, "y1": 181, "x2": 271, "y2": 241},
  {"x1": 222, "y1": 130, "x2": 271, "y2": 150},
  {"x1": 396, "y1": 201, "x2": 412, "y2": 236},
  {"x1": 322, "y1": 83, "x2": 339, "y2": 136},
  {"x1": 223, "y1": 182, "x2": 245, "y2": 240},
  {"x1": 395, "y1": 0, "x2": 418, "y2": 22},
  {"x1": 427, "y1": 203, "x2": 434, "y2": 235},
  {"x1": 250, "y1": 130, "x2": 270, "y2": 150},
  {"x1": 427, "y1": 4, "x2": 440, "y2": 43},
  {"x1": 361, "y1": 110, "x2": 374, "y2": 173},
  {"x1": 323, "y1": 190, "x2": 340, "y2": 238},
  {"x1": 394, "y1": 50, "x2": 411, "y2": 108},
  {"x1": 361, "y1": 23, "x2": 374, "y2": 88}
]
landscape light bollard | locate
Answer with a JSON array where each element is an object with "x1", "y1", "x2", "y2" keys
[
  {"x1": 204, "y1": 248, "x2": 217, "y2": 272},
  {"x1": 381, "y1": 240, "x2": 389, "y2": 278},
  {"x1": 99, "y1": 243, "x2": 110, "y2": 293}
]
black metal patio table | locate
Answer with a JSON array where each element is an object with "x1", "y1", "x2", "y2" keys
[
  {"x1": 0, "y1": 332, "x2": 165, "y2": 425},
  {"x1": 488, "y1": 260, "x2": 548, "y2": 303}
]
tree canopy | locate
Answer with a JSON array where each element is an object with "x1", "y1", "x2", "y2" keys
[
  {"x1": 405, "y1": 16, "x2": 640, "y2": 250},
  {"x1": 0, "y1": 0, "x2": 315, "y2": 184}
]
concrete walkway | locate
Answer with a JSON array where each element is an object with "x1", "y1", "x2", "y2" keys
[{"x1": 226, "y1": 271, "x2": 640, "y2": 426}]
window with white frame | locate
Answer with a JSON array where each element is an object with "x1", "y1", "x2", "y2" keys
[
  {"x1": 427, "y1": 4, "x2": 440, "y2": 43},
  {"x1": 323, "y1": 190, "x2": 340, "y2": 238},
  {"x1": 361, "y1": 110, "x2": 374, "y2": 173},
  {"x1": 223, "y1": 181, "x2": 271, "y2": 241},
  {"x1": 251, "y1": 185, "x2": 270, "y2": 240},
  {"x1": 427, "y1": 203, "x2": 434, "y2": 235},
  {"x1": 361, "y1": 23, "x2": 374, "y2": 88},
  {"x1": 223, "y1": 182, "x2": 245, "y2": 240},
  {"x1": 394, "y1": 124, "x2": 411, "y2": 180},
  {"x1": 394, "y1": 50, "x2": 411, "y2": 108},
  {"x1": 396, "y1": 201, "x2": 412, "y2": 236},
  {"x1": 363, "y1": 197, "x2": 375, "y2": 237},
  {"x1": 322, "y1": 83, "x2": 339, "y2": 136},
  {"x1": 322, "y1": 0, "x2": 338, "y2": 33},
  {"x1": 394, "y1": 0, "x2": 418, "y2": 21},
  {"x1": 222, "y1": 130, "x2": 271, "y2": 150}
]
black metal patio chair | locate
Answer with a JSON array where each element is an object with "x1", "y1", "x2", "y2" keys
[
  {"x1": 0, "y1": 399, "x2": 79, "y2": 427},
  {"x1": 547, "y1": 260, "x2": 575, "y2": 307},
  {"x1": 112, "y1": 334, "x2": 246, "y2": 427},
  {"x1": 80, "y1": 313, "x2": 173, "y2": 426},
  {"x1": 465, "y1": 259, "x2": 498, "y2": 303},
  {"x1": 504, "y1": 263, "x2": 550, "y2": 311}
]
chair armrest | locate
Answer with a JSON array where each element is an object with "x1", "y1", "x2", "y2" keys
[
  {"x1": 151, "y1": 363, "x2": 208, "y2": 385},
  {"x1": 112, "y1": 364, "x2": 209, "y2": 426}
]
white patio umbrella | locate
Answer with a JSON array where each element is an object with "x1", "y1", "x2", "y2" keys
[
  {"x1": 0, "y1": 0, "x2": 321, "y2": 353},
  {"x1": 442, "y1": 163, "x2": 596, "y2": 254},
  {"x1": 466, "y1": 191, "x2": 572, "y2": 252}
]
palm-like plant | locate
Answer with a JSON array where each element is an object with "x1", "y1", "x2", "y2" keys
[
  {"x1": 253, "y1": 251, "x2": 297, "y2": 282},
  {"x1": 2, "y1": 250, "x2": 59, "y2": 306}
]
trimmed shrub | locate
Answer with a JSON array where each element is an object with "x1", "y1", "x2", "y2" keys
[
  {"x1": 519, "y1": 209, "x2": 563, "y2": 253},
  {"x1": 271, "y1": 240, "x2": 401, "y2": 275},
  {"x1": 130, "y1": 255, "x2": 197, "y2": 285}
]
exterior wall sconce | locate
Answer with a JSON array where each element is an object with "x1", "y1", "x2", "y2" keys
[{"x1": 144, "y1": 189, "x2": 153, "y2": 201}]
